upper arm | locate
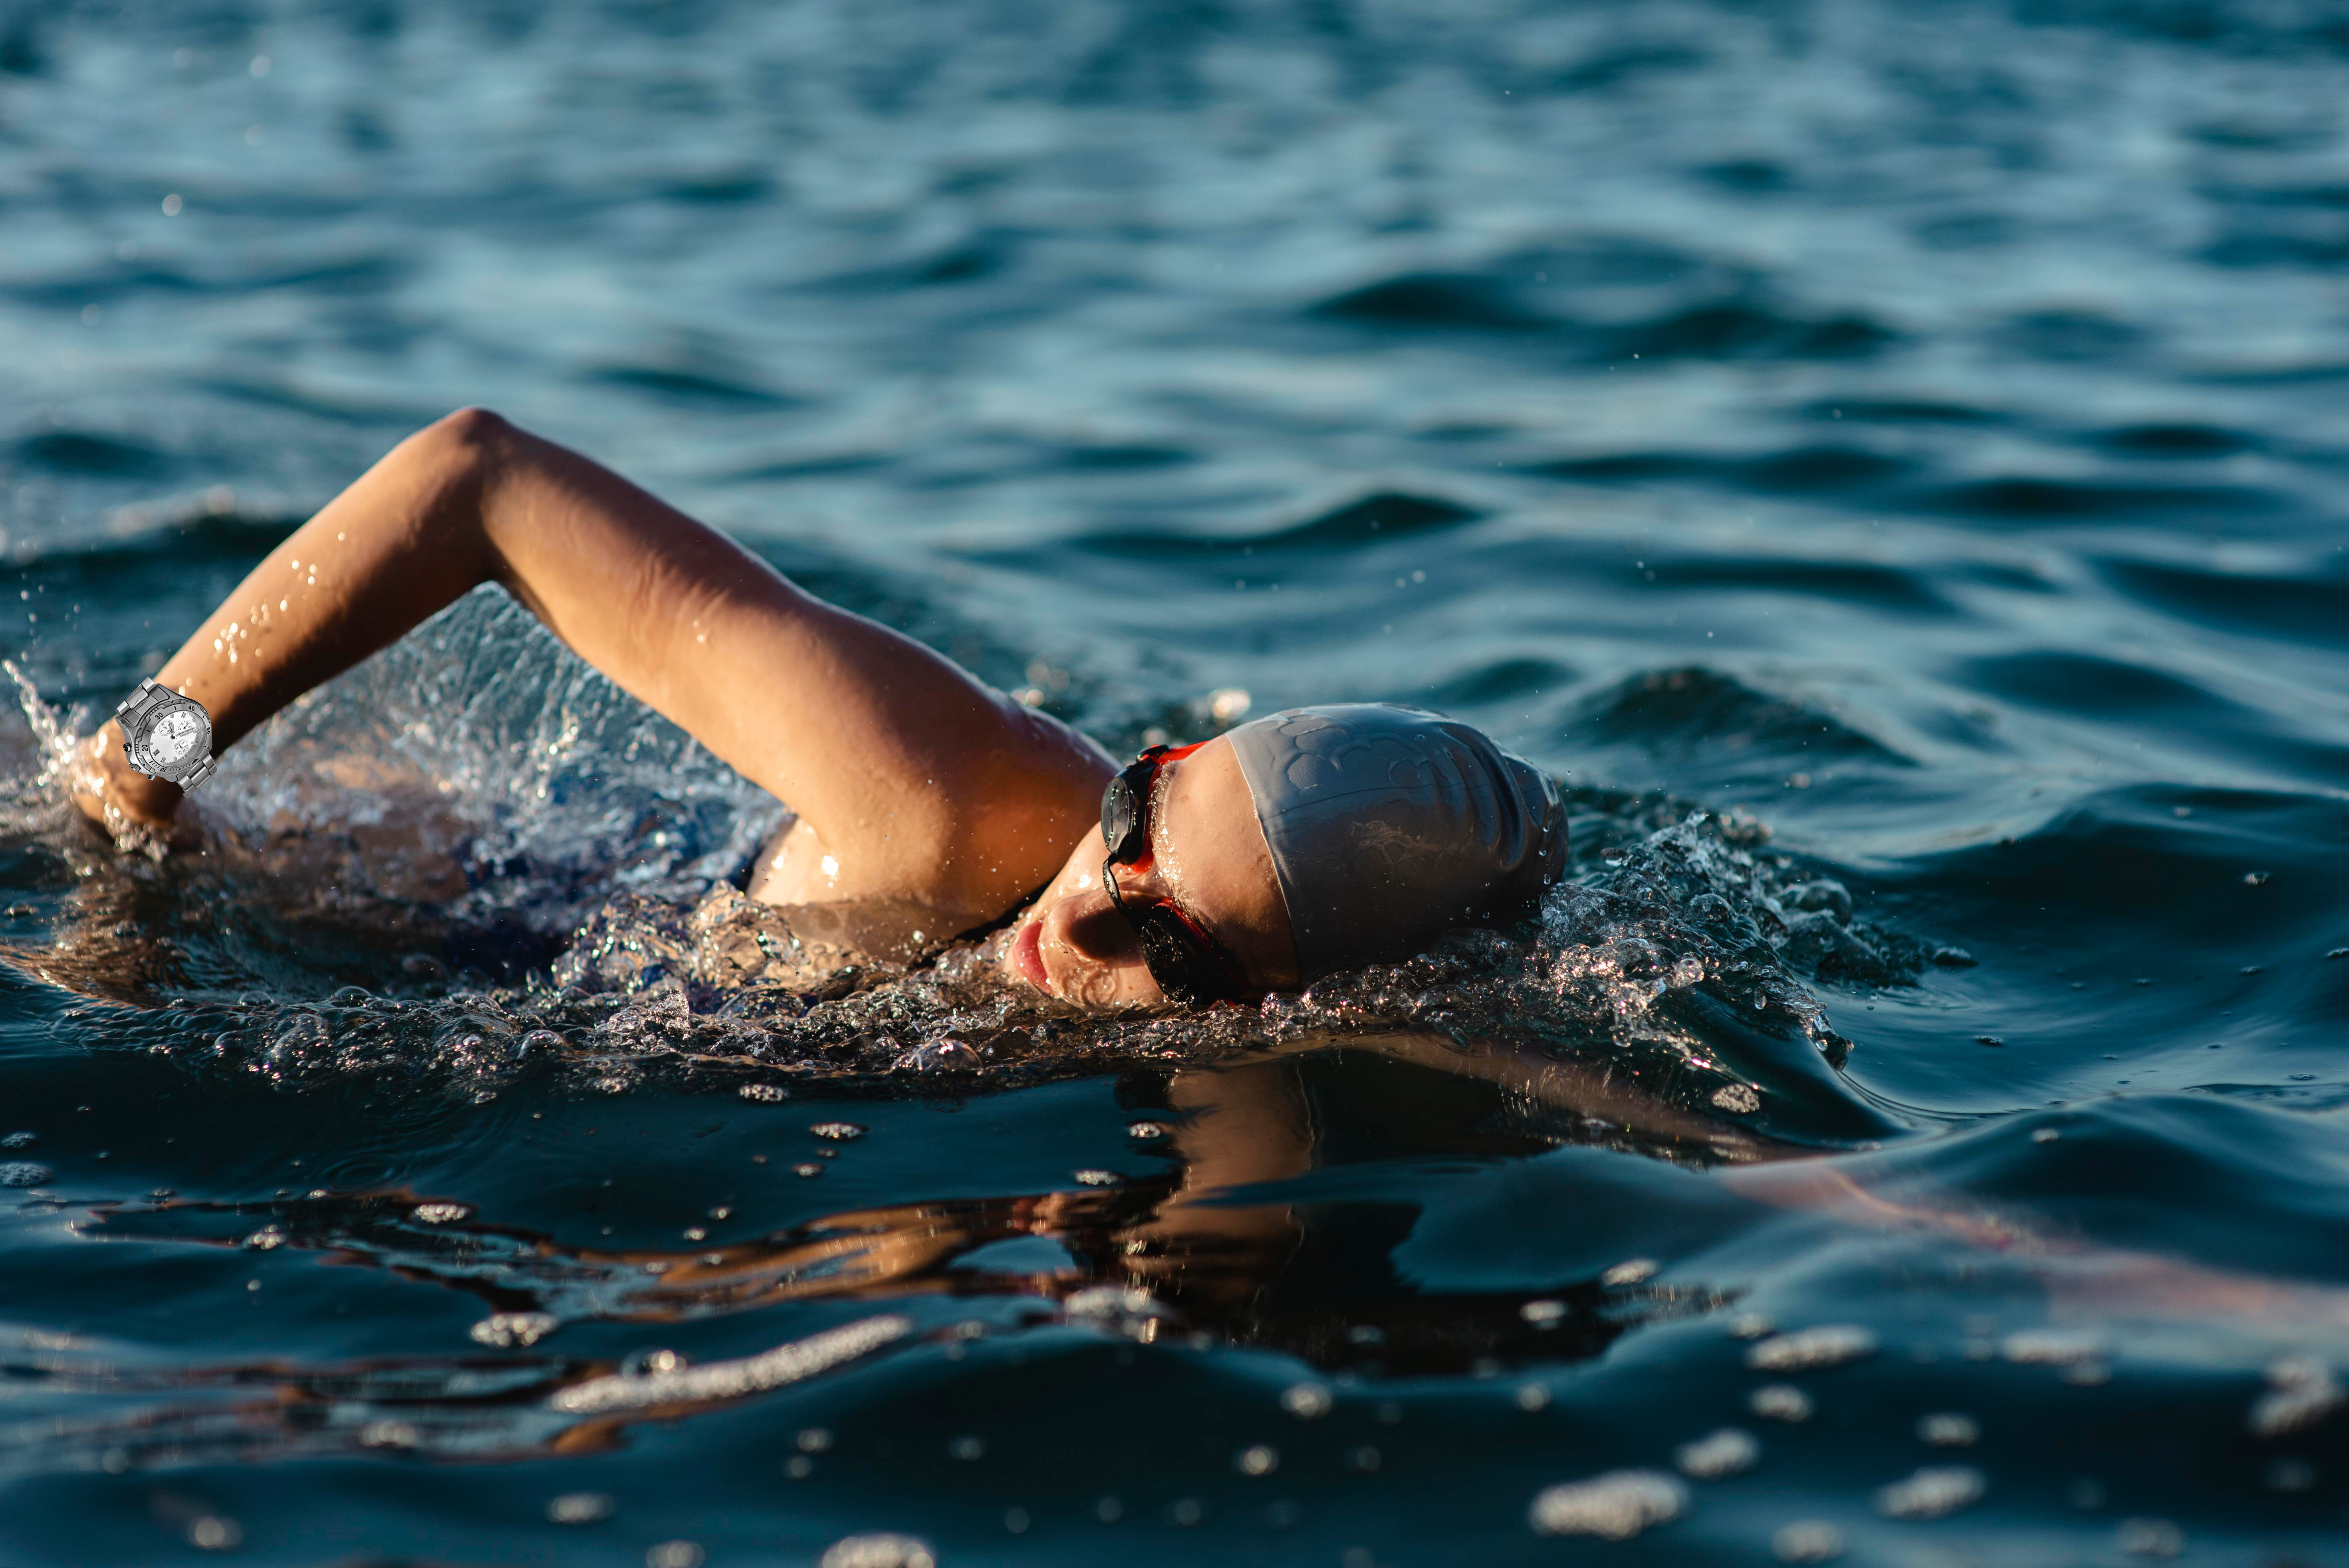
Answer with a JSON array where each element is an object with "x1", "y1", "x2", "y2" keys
[{"x1": 475, "y1": 420, "x2": 1113, "y2": 918}]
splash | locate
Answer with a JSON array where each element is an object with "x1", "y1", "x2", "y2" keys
[{"x1": 2, "y1": 615, "x2": 1936, "y2": 1152}]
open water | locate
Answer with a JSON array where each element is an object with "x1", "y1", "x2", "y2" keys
[{"x1": 4, "y1": 1, "x2": 2349, "y2": 1563}]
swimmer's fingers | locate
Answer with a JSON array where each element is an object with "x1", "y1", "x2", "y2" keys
[{"x1": 67, "y1": 728, "x2": 198, "y2": 851}]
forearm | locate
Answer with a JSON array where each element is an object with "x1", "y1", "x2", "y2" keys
[
  {"x1": 160, "y1": 415, "x2": 497, "y2": 751},
  {"x1": 82, "y1": 414, "x2": 498, "y2": 825}
]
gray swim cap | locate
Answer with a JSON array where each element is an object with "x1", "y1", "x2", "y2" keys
[{"x1": 1227, "y1": 705, "x2": 1567, "y2": 982}]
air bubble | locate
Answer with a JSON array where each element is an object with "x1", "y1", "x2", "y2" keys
[
  {"x1": 1711, "y1": 1083, "x2": 1761, "y2": 1113},
  {"x1": 810, "y1": 1122, "x2": 865, "y2": 1141},
  {"x1": 1073, "y1": 1169, "x2": 1117, "y2": 1186},
  {"x1": 409, "y1": 1202, "x2": 471, "y2": 1225}
]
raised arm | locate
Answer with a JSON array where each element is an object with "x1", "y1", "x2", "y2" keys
[{"x1": 76, "y1": 409, "x2": 1113, "y2": 928}]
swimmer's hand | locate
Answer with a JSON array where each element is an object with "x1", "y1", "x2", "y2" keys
[{"x1": 69, "y1": 724, "x2": 198, "y2": 849}]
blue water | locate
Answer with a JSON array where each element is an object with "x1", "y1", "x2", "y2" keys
[{"x1": 4, "y1": 1, "x2": 2349, "y2": 1562}]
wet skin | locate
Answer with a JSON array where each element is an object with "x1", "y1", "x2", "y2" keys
[
  {"x1": 69, "y1": 409, "x2": 1296, "y2": 1008},
  {"x1": 996, "y1": 736, "x2": 1299, "y2": 1008}
]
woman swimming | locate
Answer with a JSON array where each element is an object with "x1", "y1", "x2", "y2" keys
[{"x1": 72, "y1": 409, "x2": 1564, "y2": 1008}]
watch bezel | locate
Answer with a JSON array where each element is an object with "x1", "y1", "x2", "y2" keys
[{"x1": 125, "y1": 692, "x2": 214, "y2": 783}]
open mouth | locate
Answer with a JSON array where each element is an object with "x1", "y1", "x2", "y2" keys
[{"x1": 1012, "y1": 917, "x2": 1051, "y2": 994}]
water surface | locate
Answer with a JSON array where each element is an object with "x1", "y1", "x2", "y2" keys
[{"x1": 4, "y1": 1, "x2": 2349, "y2": 1563}]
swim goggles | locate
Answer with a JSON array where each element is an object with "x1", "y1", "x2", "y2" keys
[{"x1": 1099, "y1": 743, "x2": 1255, "y2": 1005}]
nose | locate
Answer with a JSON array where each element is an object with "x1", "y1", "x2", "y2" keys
[{"x1": 1056, "y1": 888, "x2": 1143, "y2": 963}]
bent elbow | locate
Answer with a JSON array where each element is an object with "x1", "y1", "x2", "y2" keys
[{"x1": 430, "y1": 405, "x2": 512, "y2": 449}]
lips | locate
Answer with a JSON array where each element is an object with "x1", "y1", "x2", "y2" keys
[{"x1": 1012, "y1": 918, "x2": 1051, "y2": 993}]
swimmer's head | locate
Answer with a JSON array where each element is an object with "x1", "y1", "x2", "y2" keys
[{"x1": 1001, "y1": 705, "x2": 1565, "y2": 1008}]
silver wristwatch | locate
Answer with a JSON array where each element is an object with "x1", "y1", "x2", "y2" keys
[{"x1": 114, "y1": 679, "x2": 216, "y2": 790}]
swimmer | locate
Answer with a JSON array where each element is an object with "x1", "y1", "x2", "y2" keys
[{"x1": 72, "y1": 409, "x2": 1564, "y2": 1007}]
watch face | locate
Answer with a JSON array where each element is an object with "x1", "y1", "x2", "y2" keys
[{"x1": 148, "y1": 707, "x2": 206, "y2": 767}]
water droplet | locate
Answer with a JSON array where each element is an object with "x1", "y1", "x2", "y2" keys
[
  {"x1": 241, "y1": 1225, "x2": 286, "y2": 1250},
  {"x1": 1002, "y1": 1507, "x2": 1030, "y2": 1534},
  {"x1": 1515, "y1": 1382, "x2": 1551, "y2": 1411},
  {"x1": 1349, "y1": 1444, "x2": 1382, "y2": 1471},
  {"x1": 2000, "y1": 1327, "x2": 2105, "y2": 1367},
  {"x1": 1726, "y1": 1312, "x2": 1774, "y2": 1340},
  {"x1": 1169, "y1": 1498, "x2": 1203, "y2": 1525},
  {"x1": 2032, "y1": 1127, "x2": 2060, "y2": 1143},
  {"x1": 796, "y1": 1426, "x2": 834, "y2": 1452},
  {"x1": 1711, "y1": 1082, "x2": 1760, "y2": 1113},
  {"x1": 1874, "y1": 1465, "x2": 1985, "y2": 1519},
  {"x1": 1528, "y1": 1470, "x2": 1688, "y2": 1539},
  {"x1": 546, "y1": 1492, "x2": 613, "y2": 1524},
  {"x1": 1746, "y1": 1324, "x2": 1876, "y2": 1371},
  {"x1": 1749, "y1": 1384, "x2": 1813, "y2": 1423},
  {"x1": 1127, "y1": 1120, "x2": 1169, "y2": 1140},
  {"x1": 1236, "y1": 1443, "x2": 1278, "y2": 1475},
  {"x1": 2265, "y1": 1457, "x2": 2317, "y2": 1493},
  {"x1": 1520, "y1": 1298, "x2": 1567, "y2": 1326},
  {"x1": 1918, "y1": 1411, "x2": 1979, "y2": 1447},
  {"x1": 794, "y1": 1163, "x2": 823, "y2": 1177},
  {"x1": 739, "y1": 1083, "x2": 788, "y2": 1102},
  {"x1": 1773, "y1": 1522, "x2": 1843, "y2": 1562},
  {"x1": 1, "y1": 1131, "x2": 34, "y2": 1148},
  {"x1": 949, "y1": 1435, "x2": 984, "y2": 1461},
  {"x1": 2250, "y1": 1354, "x2": 2343, "y2": 1437},
  {"x1": 1674, "y1": 1427, "x2": 1758, "y2": 1479},
  {"x1": 187, "y1": 1516, "x2": 241, "y2": 1551},
  {"x1": 1601, "y1": 1258, "x2": 1659, "y2": 1287},
  {"x1": 645, "y1": 1542, "x2": 704, "y2": 1568},
  {"x1": 1094, "y1": 1496, "x2": 1123, "y2": 1522},
  {"x1": 2115, "y1": 1517, "x2": 2184, "y2": 1558},
  {"x1": 0, "y1": 1163, "x2": 52, "y2": 1187},
  {"x1": 410, "y1": 1202, "x2": 470, "y2": 1225},
  {"x1": 1280, "y1": 1382, "x2": 1333, "y2": 1418},
  {"x1": 1073, "y1": 1169, "x2": 1117, "y2": 1186},
  {"x1": 472, "y1": 1312, "x2": 559, "y2": 1348},
  {"x1": 810, "y1": 1122, "x2": 865, "y2": 1141}
]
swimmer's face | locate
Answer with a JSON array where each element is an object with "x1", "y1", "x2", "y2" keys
[{"x1": 998, "y1": 734, "x2": 1299, "y2": 1009}]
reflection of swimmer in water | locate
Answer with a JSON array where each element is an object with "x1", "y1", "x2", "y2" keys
[{"x1": 73, "y1": 410, "x2": 1563, "y2": 1009}]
